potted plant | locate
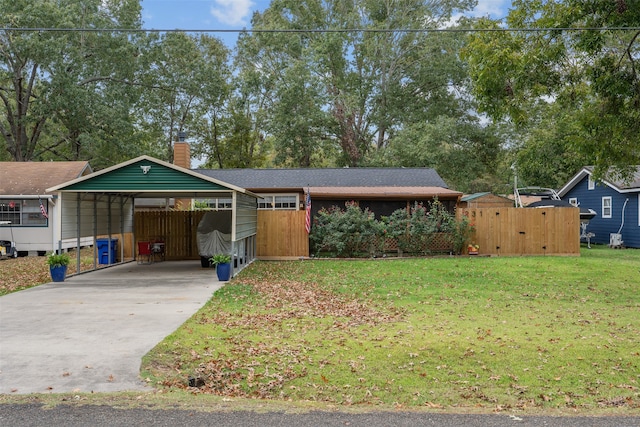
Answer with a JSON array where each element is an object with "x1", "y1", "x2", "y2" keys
[
  {"x1": 467, "y1": 243, "x2": 479, "y2": 255},
  {"x1": 47, "y1": 251, "x2": 71, "y2": 282},
  {"x1": 209, "y1": 253, "x2": 232, "y2": 281}
]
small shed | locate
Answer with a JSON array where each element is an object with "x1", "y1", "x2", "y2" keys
[{"x1": 460, "y1": 192, "x2": 514, "y2": 209}]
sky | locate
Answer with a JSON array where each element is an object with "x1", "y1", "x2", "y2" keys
[{"x1": 141, "y1": 0, "x2": 513, "y2": 46}]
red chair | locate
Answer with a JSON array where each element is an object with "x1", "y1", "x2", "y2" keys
[{"x1": 137, "y1": 241, "x2": 152, "y2": 264}]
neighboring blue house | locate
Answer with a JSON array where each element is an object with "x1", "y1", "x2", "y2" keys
[{"x1": 558, "y1": 166, "x2": 640, "y2": 248}]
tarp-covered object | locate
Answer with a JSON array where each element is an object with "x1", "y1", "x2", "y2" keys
[{"x1": 197, "y1": 211, "x2": 232, "y2": 257}]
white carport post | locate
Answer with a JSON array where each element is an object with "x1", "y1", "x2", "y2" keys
[{"x1": 50, "y1": 194, "x2": 61, "y2": 254}]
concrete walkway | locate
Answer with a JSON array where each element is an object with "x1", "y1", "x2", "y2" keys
[{"x1": 0, "y1": 261, "x2": 222, "y2": 394}]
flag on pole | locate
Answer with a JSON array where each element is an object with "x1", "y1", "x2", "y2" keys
[
  {"x1": 304, "y1": 188, "x2": 311, "y2": 234},
  {"x1": 39, "y1": 197, "x2": 48, "y2": 219}
]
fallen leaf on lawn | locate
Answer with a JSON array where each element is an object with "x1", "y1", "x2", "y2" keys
[{"x1": 424, "y1": 401, "x2": 443, "y2": 408}]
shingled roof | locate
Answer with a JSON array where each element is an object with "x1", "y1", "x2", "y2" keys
[
  {"x1": 558, "y1": 165, "x2": 640, "y2": 196},
  {"x1": 592, "y1": 166, "x2": 640, "y2": 190},
  {"x1": 194, "y1": 167, "x2": 449, "y2": 192},
  {"x1": 0, "y1": 161, "x2": 92, "y2": 196}
]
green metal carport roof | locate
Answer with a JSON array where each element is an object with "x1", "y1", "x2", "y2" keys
[
  {"x1": 45, "y1": 155, "x2": 259, "y2": 273},
  {"x1": 47, "y1": 155, "x2": 257, "y2": 198}
]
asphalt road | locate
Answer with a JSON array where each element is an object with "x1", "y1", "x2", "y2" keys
[{"x1": 1, "y1": 404, "x2": 639, "y2": 427}]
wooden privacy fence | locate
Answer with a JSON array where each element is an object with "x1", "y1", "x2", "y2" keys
[
  {"x1": 135, "y1": 207, "x2": 578, "y2": 260},
  {"x1": 463, "y1": 207, "x2": 580, "y2": 256},
  {"x1": 257, "y1": 210, "x2": 309, "y2": 259},
  {"x1": 135, "y1": 210, "x2": 309, "y2": 260},
  {"x1": 135, "y1": 211, "x2": 208, "y2": 260}
]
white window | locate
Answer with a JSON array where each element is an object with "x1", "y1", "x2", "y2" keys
[
  {"x1": 0, "y1": 199, "x2": 48, "y2": 226},
  {"x1": 602, "y1": 197, "x2": 612, "y2": 218},
  {"x1": 568, "y1": 198, "x2": 578, "y2": 207},
  {"x1": 257, "y1": 194, "x2": 299, "y2": 210},
  {"x1": 588, "y1": 175, "x2": 595, "y2": 190},
  {"x1": 196, "y1": 198, "x2": 232, "y2": 210}
]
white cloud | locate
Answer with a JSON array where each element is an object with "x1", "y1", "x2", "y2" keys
[
  {"x1": 210, "y1": 0, "x2": 255, "y2": 26},
  {"x1": 472, "y1": 0, "x2": 511, "y2": 19},
  {"x1": 441, "y1": 1, "x2": 511, "y2": 28}
]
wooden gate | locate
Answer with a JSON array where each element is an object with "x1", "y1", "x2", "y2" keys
[
  {"x1": 463, "y1": 207, "x2": 580, "y2": 256},
  {"x1": 257, "y1": 210, "x2": 309, "y2": 259}
]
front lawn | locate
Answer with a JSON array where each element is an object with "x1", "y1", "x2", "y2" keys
[{"x1": 142, "y1": 246, "x2": 640, "y2": 412}]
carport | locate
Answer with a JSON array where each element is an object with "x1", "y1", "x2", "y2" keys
[{"x1": 46, "y1": 155, "x2": 258, "y2": 277}]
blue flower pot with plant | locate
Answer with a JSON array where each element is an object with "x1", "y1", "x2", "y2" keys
[{"x1": 209, "y1": 253, "x2": 232, "y2": 281}]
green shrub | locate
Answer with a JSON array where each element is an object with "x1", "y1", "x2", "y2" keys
[
  {"x1": 451, "y1": 213, "x2": 475, "y2": 255},
  {"x1": 311, "y1": 202, "x2": 384, "y2": 257},
  {"x1": 311, "y1": 199, "x2": 473, "y2": 257}
]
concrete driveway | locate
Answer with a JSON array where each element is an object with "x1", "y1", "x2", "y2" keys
[{"x1": 0, "y1": 261, "x2": 222, "y2": 394}]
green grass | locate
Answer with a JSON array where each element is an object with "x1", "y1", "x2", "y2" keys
[{"x1": 142, "y1": 246, "x2": 640, "y2": 412}]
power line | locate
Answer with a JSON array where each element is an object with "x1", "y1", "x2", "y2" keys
[{"x1": 2, "y1": 26, "x2": 640, "y2": 34}]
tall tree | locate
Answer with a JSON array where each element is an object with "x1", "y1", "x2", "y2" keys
[
  {"x1": 193, "y1": 40, "x2": 275, "y2": 170},
  {"x1": 138, "y1": 32, "x2": 231, "y2": 162},
  {"x1": 464, "y1": 0, "x2": 640, "y2": 180},
  {"x1": 240, "y1": 0, "x2": 477, "y2": 167},
  {"x1": 511, "y1": 103, "x2": 591, "y2": 189},
  {"x1": 0, "y1": 0, "x2": 143, "y2": 165}
]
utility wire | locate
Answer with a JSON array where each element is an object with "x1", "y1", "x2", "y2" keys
[{"x1": 1, "y1": 26, "x2": 640, "y2": 33}]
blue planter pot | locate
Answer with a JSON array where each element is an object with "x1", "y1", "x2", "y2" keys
[
  {"x1": 216, "y1": 263, "x2": 231, "y2": 281},
  {"x1": 50, "y1": 265, "x2": 68, "y2": 282}
]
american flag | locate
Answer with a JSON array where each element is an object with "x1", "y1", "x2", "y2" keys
[
  {"x1": 39, "y1": 197, "x2": 48, "y2": 219},
  {"x1": 304, "y1": 189, "x2": 311, "y2": 234}
]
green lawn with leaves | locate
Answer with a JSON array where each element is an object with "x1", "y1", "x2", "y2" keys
[
  {"x1": 142, "y1": 247, "x2": 640, "y2": 412},
  {"x1": 0, "y1": 248, "x2": 96, "y2": 296}
]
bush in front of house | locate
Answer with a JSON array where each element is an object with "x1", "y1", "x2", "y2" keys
[
  {"x1": 384, "y1": 199, "x2": 461, "y2": 255},
  {"x1": 311, "y1": 199, "x2": 474, "y2": 257},
  {"x1": 310, "y1": 202, "x2": 385, "y2": 257}
]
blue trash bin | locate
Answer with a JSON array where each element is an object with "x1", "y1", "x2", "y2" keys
[{"x1": 97, "y1": 238, "x2": 118, "y2": 264}]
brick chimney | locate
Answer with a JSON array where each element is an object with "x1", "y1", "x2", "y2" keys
[
  {"x1": 173, "y1": 132, "x2": 191, "y2": 170},
  {"x1": 173, "y1": 132, "x2": 192, "y2": 210}
]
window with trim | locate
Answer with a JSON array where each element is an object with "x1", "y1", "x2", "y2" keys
[
  {"x1": 0, "y1": 199, "x2": 48, "y2": 226},
  {"x1": 588, "y1": 175, "x2": 595, "y2": 190},
  {"x1": 197, "y1": 198, "x2": 232, "y2": 210},
  {"x1": 568, "y1": 198, "x2": 578, "y2": 207},
  {"x1": 257, "y1": 194, "x2": 299, "y2": 210},
  {"x1": 602, "y1": 196, "x2": 612, "y2": 218}
]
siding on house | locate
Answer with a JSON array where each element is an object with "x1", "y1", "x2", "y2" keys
[
  {"x1": 0, "y1": 161, "x2": 92, "y2": 253},
  {"x1": 561, "y1": 174, "x2": 640, "y2": 248}
]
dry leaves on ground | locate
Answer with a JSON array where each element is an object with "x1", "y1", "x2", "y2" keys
[
  {"x1": 0, "y1": 248, "x2": 96, "y2": 294},
  {"x1": 162, "y1": 274, "x2": 405, "y2": 399}
]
